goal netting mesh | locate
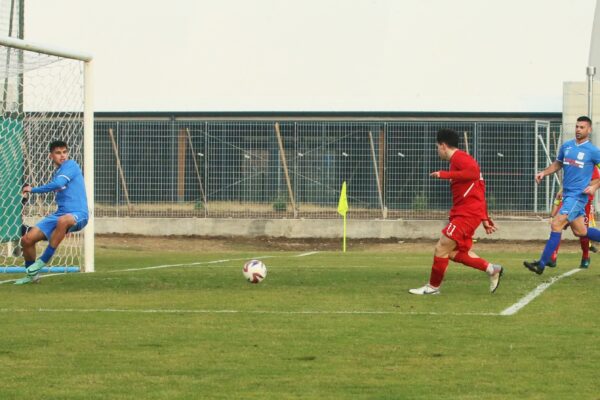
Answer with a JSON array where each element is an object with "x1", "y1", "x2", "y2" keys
[{"x1": 0, "y1": 43, "x2": 86, "y2": 272}]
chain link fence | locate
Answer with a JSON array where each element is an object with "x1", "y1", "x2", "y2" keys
[{"x1": 94, "y1": 118, "x2": 562, "y2": 220}]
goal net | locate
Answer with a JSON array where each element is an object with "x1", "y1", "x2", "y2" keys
[{"x1": 0, "y1": 37, "x2": 93, "y2": 273}]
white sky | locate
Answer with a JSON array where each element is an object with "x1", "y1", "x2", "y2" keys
[{"x1": 25, "y1": 0, "x2": 597, "y2": 112}]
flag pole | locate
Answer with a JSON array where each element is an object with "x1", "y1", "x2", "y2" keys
[
  {"x1": 342, "y1": 214, "x2": 347, "y2": 252},
  {"x1": 337, "y1": 181, "x2": 349, "y2": 252}
]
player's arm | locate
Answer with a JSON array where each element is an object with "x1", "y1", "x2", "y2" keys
[
  {"x1": 584, "y1": 160, "x2": 600, "y2": 194},
  {"x1": 26, "y1": 161, "x2": 78, "y2": 194},
  {"x1": 482, "y1": 218, "x2": 496, "y2": 234},
  {"x1": 26, "y1": 175, "x2": 70, "y2": 194},
  {"x1": 482, "y1": 198, "x2": 497, "y2": 234},
  {"x1": 431, "y1": 169, "x2": 479, "y2": 181},
  {"x1": 550, "y1": 190, "x2": 563, "y2": 218},
  {"x1": 584, "y1": 178, "x2": 600, "y2": 194},
  {"x1": 479, "y1": 177, "x2": 497, "y2": 234},
  {"x1": 431, "y1": 156, "x2": 479, "y2": 181},
  {"x1": 535, "y1": 161, "x2": 562, "y2": 184}
]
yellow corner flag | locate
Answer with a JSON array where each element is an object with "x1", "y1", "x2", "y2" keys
[
  {"x1": 337, "y1": 181, "x2": 348, "y2": 252},
  {"x1": 337, "y1": 181, "x2": 348, "y2": 216}
]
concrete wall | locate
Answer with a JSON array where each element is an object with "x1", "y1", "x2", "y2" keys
[
  {"x1": 563, "y1": 81, "x2": 600, "y2": 145},
  {"x1": 96, "y1": 217, "x2": 577, "y2": 241}
]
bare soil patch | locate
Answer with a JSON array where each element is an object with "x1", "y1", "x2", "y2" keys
[{"x1": 97, "y1": 234, "x2": 586, "y2": 254}]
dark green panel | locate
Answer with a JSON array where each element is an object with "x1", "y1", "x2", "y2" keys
[{"x1": 0, "y1": 117, "x2": 23, "y2": 241}]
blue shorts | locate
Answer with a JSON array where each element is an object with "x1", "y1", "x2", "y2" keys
[
  {"x1": 559, "y1": 195, "x2": 588, "y2": 222},
  {"x1": 35, "y1": 212, "x2": 89, "y2": 240}
]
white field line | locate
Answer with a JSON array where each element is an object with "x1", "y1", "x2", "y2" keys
[
  {"x1": 0, "y1": 258, "x2": 256, "y2": 284},
  {"x1": 500, "y1": 268, "x2": 582, "y2": 316},
  {"x1": 113, "y1": 256, "x2": 272, "y2": 273},
  {"x1": 0, "y1": 251, "x2": 323, "y2": 284},
  {"x1": 0, "y1": 307, "x2": 499, "y2": 317},
  {"x1": 295, "y1": 251, "x2": 319, "y2": 257},
  {"x1": 0, "y1": 273, "x2": 65, "y2": 285}
]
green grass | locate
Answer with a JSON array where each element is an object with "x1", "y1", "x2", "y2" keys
[{"x1": 1, "y1": 245, "x2": 599, "y2": 399}]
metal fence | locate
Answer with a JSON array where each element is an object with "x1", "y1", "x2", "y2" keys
[{"x1": 94, "y1": 119, "x2": 562, "y2": 220}]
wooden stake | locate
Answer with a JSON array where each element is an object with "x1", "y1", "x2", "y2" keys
[
  {"x1": 185, "y1": 128, "x2": 208, "y2": 215},
  {"x1": 274, "y1": 122, "x2": 297, "y2": 218},
  {"x1": 368, "y1": 131, "x2": 386, "y2": 218},
  {"x1": 108, "y1": 128, "x2": 132, "y2": 213}
]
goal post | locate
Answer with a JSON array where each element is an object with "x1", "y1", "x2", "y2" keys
[{"x1": 0, "y1": 36, "x2": 94, "y2": 273}]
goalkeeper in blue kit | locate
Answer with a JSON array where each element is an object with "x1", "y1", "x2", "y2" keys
[{"x1": 14, "y1": 140, "x2": 89, "y2": 285}]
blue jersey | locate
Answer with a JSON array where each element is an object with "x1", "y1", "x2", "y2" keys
[
  {"x1": 557, "y1": 139, "x2": 600, "y2": 197},
  {"x1": 31, "y1": 159, "x2": 89, "y2": 216}
]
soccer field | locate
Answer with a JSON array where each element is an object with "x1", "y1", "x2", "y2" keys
[{"x1": 1, "y1": 237, "x2": 599, "y2": 399}]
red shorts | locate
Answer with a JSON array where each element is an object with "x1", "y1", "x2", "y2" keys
[{"x1": 442, "y1": 216, "x2": 482, "y2": 253}]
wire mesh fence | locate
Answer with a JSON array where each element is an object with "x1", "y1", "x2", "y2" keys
[{"x1": 94, "y1": 119, "x2": 562, "y2": 220}]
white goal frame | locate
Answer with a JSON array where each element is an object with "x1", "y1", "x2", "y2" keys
[{"x1": 0, "y1": 36, "x2": 94, "y2": 272}]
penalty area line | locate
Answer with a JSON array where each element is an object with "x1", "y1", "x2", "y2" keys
[
  {"x1": 0, "y1": 308, "x2": 499, "y2": 317},
  {"x1": 500, "y1": 268, "x2": 582, "y2": 316}
]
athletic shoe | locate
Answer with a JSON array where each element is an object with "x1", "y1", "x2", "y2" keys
[
  {"x1": 580, "y1": 258, "x2": 591, "y2": 269},
  {"x1": 26, "y1": 259, "x2": 45, "y2": 277},
  {"x1": 523, "y1": 260, "x2": 544, "y2": 275},
  {"x1": 408, "y1": 284, "x2": 440, "y2": 295},
  {"x1": 13, "y1": 274, "x2": 40, "y2": 285},
  {"x1": 546, "y1": 260, "x2": 557, "y2": 268},
  {"x1": 489, "y1": 264, "x2": 504, "y2": 293},
  {"x1": 590, "y1": 245, "x2": 598, "y2": 253}
]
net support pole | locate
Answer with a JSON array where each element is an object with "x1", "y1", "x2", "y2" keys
[
  {"x1": 368, "y1": 131, "x2": 386, "y2": 219},
  {"x1": 274, "y1": 122, "x2": 297, "y2": 218},
  {"x1": 84, "y1": 60, "x2": 94, "y2": 273}
]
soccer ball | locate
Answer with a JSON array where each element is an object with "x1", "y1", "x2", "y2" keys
[{"x1": 243, "y1": 259, "x2": 267, "y2": 284}]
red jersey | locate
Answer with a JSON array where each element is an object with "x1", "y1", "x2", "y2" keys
[{"x1": 438, "y1": 150, "x2": 489, "y2": 220}]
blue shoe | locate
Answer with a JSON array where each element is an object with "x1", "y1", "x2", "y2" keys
[
  {"x1": 523, "y1": 260, "x2": 544, "y2": 275},
  {"x1": 26, "y1": 259, "x2": 45, "y2": 276},
  {"x1": 580, "y1": 258, "x2": 591, "y2": 269}
]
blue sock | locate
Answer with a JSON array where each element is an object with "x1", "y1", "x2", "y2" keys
[
  {"x1": 587, "y1": 227, "x2": 600, "y2": 242},
  {"x1": 25, "y1": 260, "x2": 34, "y2": 268},
  {"x1": 540, "y1": 232, "x2": 562, "y2": 268},
  {"x1": 40, "y1": 245, "x2": 56, "y2": 263}
]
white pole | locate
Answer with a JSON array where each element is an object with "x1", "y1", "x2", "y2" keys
[
  {"x1": 0, "y1": 36, "x2": 92, "y2": 62},
  {"x1": 588, "y1": 66, "x2": 596, "y2": 119},
  {"x1": 83, "y1": 60, "x2": 94, "y2": 273},
  {"x1": 534, "y1": 124, "x2": 539, "y2": 213}
]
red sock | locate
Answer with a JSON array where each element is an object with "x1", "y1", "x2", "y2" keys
[
  {"x1": 429, "y1": 256, "x2": 449, "y2": 288},
  {"x1": 551, "y1": 240, "x2": 561, "y2": 262},
  {"x1": 452, "y1": 251, "x2": 489, "y2": 272},
  {"x1": 581, "y1": 237, "x2": 590, "y2": 259}
]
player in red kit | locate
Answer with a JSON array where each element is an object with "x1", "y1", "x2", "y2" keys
[{"x1": 409, "y1": 129, "x2": 503, "y2": 295}]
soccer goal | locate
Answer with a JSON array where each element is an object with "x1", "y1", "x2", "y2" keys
[{"x1": 0, "y1": 37, "x2": 94, "y2": 273}]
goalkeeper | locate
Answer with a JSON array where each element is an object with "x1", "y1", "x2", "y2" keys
[{"x1": 14, "y1": 140, "x2": 89, "y2": 285}]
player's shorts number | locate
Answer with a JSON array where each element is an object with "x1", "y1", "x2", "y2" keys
[{"x1": 446, "y1": 223, "x2": 457, "y2": 237}]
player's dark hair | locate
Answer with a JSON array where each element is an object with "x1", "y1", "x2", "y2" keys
[
  {"x1": 577, "y1": 116, "x2": 592, "y2": 125},
  {"x1": 49, "y1": 140, "x2": 68, "y2": 152},
  {"x1": 436, "y1": 129, "x2": 459, "y2": 148}
]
